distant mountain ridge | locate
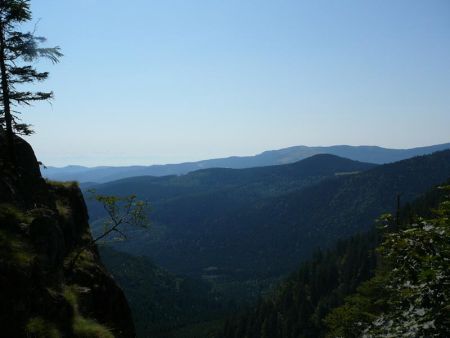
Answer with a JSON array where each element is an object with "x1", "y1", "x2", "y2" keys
[
  {"x1": 42, "y1": 143, "x2": 450, "y2": 183},
  {"x1": 85, "y1": 154, "x2": 376, "y2": 221}
]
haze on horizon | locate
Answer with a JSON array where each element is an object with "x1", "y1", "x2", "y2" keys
[{"x1": 22, "y1": 0, "x2": 450, "y2": 167}]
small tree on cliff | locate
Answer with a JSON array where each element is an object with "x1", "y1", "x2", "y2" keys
[
  {"x1": 68, "y1": 191, "x2": 150, "y2": 270},
  {"x1": 0, "y1": 0, "x2": 62, "y2": 163}
]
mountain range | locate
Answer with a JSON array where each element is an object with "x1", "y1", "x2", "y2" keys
[
  {"x1": 43, "y1": 143, "x2": 450, "y2": 183},
  {"x1": 85, "y1": 150, "x2": 450, "y2": 280}
]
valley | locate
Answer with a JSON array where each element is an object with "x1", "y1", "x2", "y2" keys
[
  {"x1": 84, "y1": 149, "x2": 450, "y2": 337},
  {"x1": 0, "y1": 1, "x2": 448, "y2": 336}
]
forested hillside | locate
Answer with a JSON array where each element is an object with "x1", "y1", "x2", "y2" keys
[
  {"x1": 222, "y1": 182, "x2": 450, "y2": 338},
  {"x1": 223, "y1": 233, "x2": 378, "y2": 338},
  {"x1": 87, "y1": 150, "x2": 450, "y2": 280},
  {"x1": 86, "y1": 154, "x2": 375, "y2": 211},
  {"x1": 325, "y1": 185, "x2": 450, "y2": 337},
  {"x1": 98, "y1": 246, "x2": 228, "y2": 337}
]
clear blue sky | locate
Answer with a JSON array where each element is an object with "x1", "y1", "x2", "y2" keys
[{"x1": 23, "y1": 0, "x2": 450, "y2": 166}]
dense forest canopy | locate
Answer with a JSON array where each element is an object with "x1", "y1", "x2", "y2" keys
[{"x1": 223, "y1": 183, "x2": 450, "y2": 338}]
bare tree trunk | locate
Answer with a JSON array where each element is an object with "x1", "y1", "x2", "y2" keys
[{"x1": 0, "y1": 19, "x2": 15, "y2": 165}]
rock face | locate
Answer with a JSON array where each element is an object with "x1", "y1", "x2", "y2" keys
[{"x1": 0, "y1": 131, "x2": 136, "y2": 337}]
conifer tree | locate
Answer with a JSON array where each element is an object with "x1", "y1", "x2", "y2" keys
[{"x1": 0, "y1": 0, "x2": 62, "y2": 163}]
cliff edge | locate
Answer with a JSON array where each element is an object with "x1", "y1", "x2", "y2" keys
[{"x1": 0, "y1": 131, "x2": 136, "y2": 337}]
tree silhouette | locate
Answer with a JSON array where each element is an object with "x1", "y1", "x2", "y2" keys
[{"x1": 0, "y1": 0, "x2": 62, "y2": 164}]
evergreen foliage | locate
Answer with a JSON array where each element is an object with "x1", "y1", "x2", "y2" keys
[
  {"x1": 0, "y1": 0, "x2": 62, "y2": 162},
  {"x1": 326, "y1": 186, "x2": 450, "y2": 337},
  {"x1": 222, "y1": 183, "x2": 450, "y2": 338},
  {"x1": 99, "y1": 246, "x2": 228, "y2": 337},
  {"x1": 222, "y1": 232, "x2": 378, "y2": 338}
]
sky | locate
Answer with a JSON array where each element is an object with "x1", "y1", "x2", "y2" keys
[{"x1": 20, "y1": 0, "x2": 450, "y2": 166}]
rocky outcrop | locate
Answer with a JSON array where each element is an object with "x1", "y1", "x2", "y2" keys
[{"x1": 0, "y1": 131, "x2": 136, "y2": 337}]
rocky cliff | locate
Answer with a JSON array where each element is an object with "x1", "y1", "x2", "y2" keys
[{"x1": 0, "y1": 132, "x2": 136, "y2": 337}]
